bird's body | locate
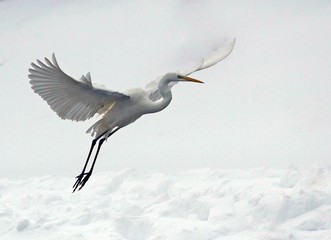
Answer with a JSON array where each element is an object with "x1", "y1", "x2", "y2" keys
[
  {"x1": 87, "y1": 73, "x2": 179, "y2": 138},
  {"x1": 87, "y1": 85, "x2": 170, "y2": 138},
  {"x1": 87, "y1": 87, "x2": 149, "y2": 138},
  {"x1": 28, "y1": 40, "x2": 235, "y2": 192}
]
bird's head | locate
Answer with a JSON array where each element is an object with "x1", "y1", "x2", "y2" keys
[
  {"x1": 162, "y1": 72, "x2": 204, "y2": 85},
  {"x1": 157, "y1": 73, "x2": 204, "y2": 98}
]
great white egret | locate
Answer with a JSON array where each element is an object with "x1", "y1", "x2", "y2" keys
[{"x1": 28, "y1": 40, "x2": 235, "y2": 192}]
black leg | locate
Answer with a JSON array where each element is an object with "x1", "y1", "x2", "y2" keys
[
  {"x1": 89, "y1": 138, "x2": 106, "y2": 174},
  {"x1": 72, "y1": 130, "x2": 108, "y2": 192},
  {"x1": 72, "y1": 127, "x2": 121, "y2": 192},
  {"x1": 77, "y1": 138, "x2": 106, "y2": 190},
  {"x1": 72, "y1": 139, "x2": 97, "y2": 191}
]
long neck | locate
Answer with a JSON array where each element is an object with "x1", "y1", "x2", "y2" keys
[{"x1": 146, "y1": 81, "x2": 173, "y2": 114}]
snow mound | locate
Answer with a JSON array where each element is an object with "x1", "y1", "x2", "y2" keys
[{"x1": 1, "y1": 167, "x2": 331, "y2": 240}]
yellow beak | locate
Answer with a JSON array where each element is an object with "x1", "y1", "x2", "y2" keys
[{"x1": 183, "y1": 76, "x2": 204, "y2": 84}]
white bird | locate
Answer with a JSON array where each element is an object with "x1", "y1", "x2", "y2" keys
[{"x1": 28, "y1": 40, "x2": 235, "y2": 192}]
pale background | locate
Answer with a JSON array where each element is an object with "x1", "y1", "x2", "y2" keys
[{"x1": 1, "y1": 0, "x2": 330, "y2": 179}]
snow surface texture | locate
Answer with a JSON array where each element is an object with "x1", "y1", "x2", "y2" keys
[{"x1": 1, "y1": 167, "x2": 331, "y2": 240}]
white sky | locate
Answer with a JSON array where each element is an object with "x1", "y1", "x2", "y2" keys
[{"x1": 1, "y1": 0, "x2": 331, "y2": 179}]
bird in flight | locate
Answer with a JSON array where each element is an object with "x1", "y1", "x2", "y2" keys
[{"x1": 28, "y1": 40, "x2": 235, "y2": 192}]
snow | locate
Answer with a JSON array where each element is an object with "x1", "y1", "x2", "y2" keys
[{"x1": 1, "y1": 167, "x2": 331, "y2": 239}]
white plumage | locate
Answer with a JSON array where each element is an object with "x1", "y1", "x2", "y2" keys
[
  {"x1": 145, "y1": 39, "x2": 236, "y2": 101},
  {"x1": 28, "y1": 39, "x2": 235, "y2": 191},
  {"x1": 29, "y1": 54, "x2": 130, "y2": 122}
]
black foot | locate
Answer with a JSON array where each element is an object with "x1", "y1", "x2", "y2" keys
[{"x1": 72, "y1": 172, "x2": 91, "y2": 192}]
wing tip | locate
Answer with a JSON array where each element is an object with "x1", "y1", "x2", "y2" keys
[
  {"x1": 227, "y1": 38, "x2": 236, "y2": 54},
  {"x1": 80, "y1": 72, "x2": 92, "y2": 85}
]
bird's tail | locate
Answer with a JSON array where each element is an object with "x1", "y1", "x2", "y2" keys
[{"x1": 86, "y1": 118, "x2": 113, "y2": 138}]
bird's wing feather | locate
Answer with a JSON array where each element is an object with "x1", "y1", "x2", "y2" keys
[
  {"x1": 29, "y1": 54, "x2": 130, "y2": 121},
  {"x1": 145, "y1": 39, "x2": 236, "y2": 102},
  {"x1": 182, "y1": 39, "x2": 236, "y2": 76},
  {"x1": 144, "y1": 75, "x2": 163, "y2": 102}
]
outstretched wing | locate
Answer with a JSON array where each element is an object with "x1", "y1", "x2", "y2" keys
[
  {"x1": 182, "y1": 39, "x2": 236, "y2": 76},
  {"x1": 29, "y1": 54, "x2": 130, "y2": 121},
  {"x1": 145, "y1": 39, "x2": 236, "y2": 102}
]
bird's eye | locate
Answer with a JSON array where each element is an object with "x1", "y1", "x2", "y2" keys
[{"x1": 177, "y1": 75, "x2": 184, "y2": 79}]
